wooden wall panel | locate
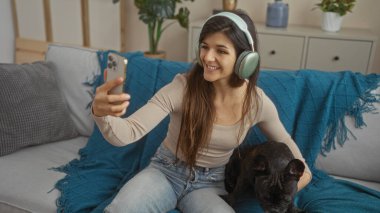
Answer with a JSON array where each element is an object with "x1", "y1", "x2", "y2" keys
[
  {"x1": 81, "y1": 0, "x2": 90, "y2": 47},
  {"x1": 12, "y1": 0, "x2": 126, "y2": 63},
  {"x1": 89, "y1": 0, "x2": 120, "y2": 51},
  {"x1": 43, "y1": 0, "x2": 52, "y2": 42},
  {"x1": 15, "y1": 38, "x2": 48, "y2": 64},
  {"x1": 119, "y1": 0, "x2": 127, "y2": 52},
  {"x1": 15, "y1": 0, "x2": 46, "y2": 41},
  {"x1": 50, "y1": 0, "x2": 82, "y2": 46}
]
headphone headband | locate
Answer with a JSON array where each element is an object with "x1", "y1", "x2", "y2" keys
[{"x1": 204, "y1": 12, "x2": 254, "y2": 51}]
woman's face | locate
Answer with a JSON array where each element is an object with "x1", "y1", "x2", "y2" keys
[{"x1": 199, "y1": 32, "x2": 237, "y2": 84}]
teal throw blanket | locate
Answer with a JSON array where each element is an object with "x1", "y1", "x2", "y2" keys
[{"x1": 55, "y1": 51, "x2": 380, "y2": 213}]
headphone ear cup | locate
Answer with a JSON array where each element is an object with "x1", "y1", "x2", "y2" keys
[
  {"x1": 235, "y1": 51, "x2": 260, "y2": 79},
  {"x1": 195, "y1": 45, "x2": 203, "y2": 66}
]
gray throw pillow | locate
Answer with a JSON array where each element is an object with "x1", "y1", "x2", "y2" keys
[
  {"x1": 45, "y1": 44, "x2": 100, "y2": 137},
  {"x1": 0, "y1": 61, "x2": 78, "y2": 156}
]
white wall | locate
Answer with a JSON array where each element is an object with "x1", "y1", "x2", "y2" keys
[
  {"x1": 124, "y1": 0, "x2": 380, "y2": 73},
  {"x1": 1, "y1": 0, "x2": 379, "y2": 73},
  {"x1": 0, "y1": 0, "x2": 15, "y2": 63}
]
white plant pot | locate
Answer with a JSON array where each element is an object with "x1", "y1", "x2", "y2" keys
[{"x1": 321, "y1": 12, "x2": 343, "y2": 32}]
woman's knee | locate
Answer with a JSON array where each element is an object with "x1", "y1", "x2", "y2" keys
[
  {"x1": 105, "y1": 167, "x2": 177, "y2": 213},
  {"x1": 105, "y1": 198, "x2": 166, "y2": 213},
  {"x1": 179, "y1": 188, "x2": 234, "y2": 213}
]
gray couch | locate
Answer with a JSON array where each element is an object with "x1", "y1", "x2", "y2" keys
[{"x1": 0, "y1": 44, "x2": 379, "y2": 213}]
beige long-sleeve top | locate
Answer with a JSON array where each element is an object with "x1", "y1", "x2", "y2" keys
[{"x1": 93, "y1": 74, "x2": 311, "y2": 177}]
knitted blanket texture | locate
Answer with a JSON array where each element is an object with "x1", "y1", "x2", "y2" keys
[{"x1": 55, "y1": 51, "x2": 380, "y2": 213}]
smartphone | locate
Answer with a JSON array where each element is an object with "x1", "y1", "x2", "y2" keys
[{"x1": 105, "y1": 53, "x2": 128, "y2": 95}]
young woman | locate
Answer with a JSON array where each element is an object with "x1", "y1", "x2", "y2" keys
[{"x1": 92, "y1": 9, "x2": 311, "y2": 213}]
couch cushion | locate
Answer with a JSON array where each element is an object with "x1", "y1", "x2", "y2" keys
[
  {"x1": 0, "y1": 137, "x2": 87, "y2": 213},
  {"x1": 45, "y1": 43, "x2": 101, "y2": 137},
  {"x1": 316, "y1": 88, "x2": 380, "y2": 184},
  {"x1": 0, "y1": 61, "x2": 78, "y2": 156}
]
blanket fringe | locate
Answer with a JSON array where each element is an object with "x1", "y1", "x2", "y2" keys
[
  {"x1": 321, "y1": 77, "x2": 379, "y2": 156},
  {"x1": 51, "y1": 148, "x2": 91, "y2": 212}
]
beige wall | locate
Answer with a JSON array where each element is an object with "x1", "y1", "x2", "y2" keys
[
  {"x1": 1, "y1": 0, "x2": 379, "y2": 72},
  {"x1": 124, "y1": 0, "x2": 380, "y2": 73}
]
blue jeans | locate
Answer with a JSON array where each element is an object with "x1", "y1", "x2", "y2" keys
[{"x1": 104, "y1": 144, "x2": 235, "y2": 213}]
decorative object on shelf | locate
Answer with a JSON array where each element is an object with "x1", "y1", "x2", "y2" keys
[
  {"x1": 321, "y1": 12, "x2": 343, "y2": 32},
  {"x1": 143, "y1": 51, "x2": 166, "y2": 59},
  {"x1": 223, "y1": 0, "x2": 237, "y2": 11},
  {"x1": 266, "y1": 0, "x2": 289, "y2": 28},
  {"x1": 113, "y1": 0, "x2": 194, "y2": 59},
  {"x1": 314, "y1": 0, "x2": 356, "y2": 32}
]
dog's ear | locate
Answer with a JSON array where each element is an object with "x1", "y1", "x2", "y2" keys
[
  {"x1": 252, "y1": 155, "x2": 269, "y2": 175},
  {"x1": 285, "y1": 159, "x2": 305, "y2": 180}
]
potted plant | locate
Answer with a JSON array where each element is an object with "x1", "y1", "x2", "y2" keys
[
  {"x1": 314, "y1": 0, "x2": 356, "y2": 32},
  {"x1": 114, "y1": 0, "x2": 194, "y2": 58}
]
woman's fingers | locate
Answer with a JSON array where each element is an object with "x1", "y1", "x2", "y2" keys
[
  {"x1": 92, "y1": 74, "x2": 130, "y2": 117},
  {"x1": 110, "y1": 102, "x2": 130, "y2": 116},
  {"x1": 98, "y1": 77, "x2": 124, "y2": 93},
  {"x1": 93, "y1": 90, "x2": 130, "y2": 117},
  {"x1": 93, "y1": 100, "x2": 129, "y2": 117},
  {"x1": 108, "y1": 101, "x2": 130, "y2": 113},
  {"x1": 106, "y1": 93, "x2": 131, "y2": 104}
]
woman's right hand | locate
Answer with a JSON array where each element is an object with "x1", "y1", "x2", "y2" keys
[{"x1": 92, "y1": 77, "x2": 131, "y2": 117}]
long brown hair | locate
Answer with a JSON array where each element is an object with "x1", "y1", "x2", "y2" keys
[{"x1": 177, "y1": 10, "x2": 260, "y2": 168}]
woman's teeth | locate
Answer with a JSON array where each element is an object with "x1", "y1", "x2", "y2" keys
[{"x1": 207, "y1": 65, "x2": 219, "y2": 70}]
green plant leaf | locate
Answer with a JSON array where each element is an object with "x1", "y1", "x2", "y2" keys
[
  {"x1": 152, "y1": 0, "x2": 175, "y2": 19},
  {"x1": 177, "y1": 7, "x2": 190, "y2": 28},
  {"x1": 314, "y1": 0, "x2": 356, "y2": 16},
  {"x1": 134, "y1": 0, "x2": 194, "y2": 54}
]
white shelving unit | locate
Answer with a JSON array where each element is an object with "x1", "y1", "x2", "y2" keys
[{"x1": 188, "y1": 19, "x2": 377, "y2": 74}]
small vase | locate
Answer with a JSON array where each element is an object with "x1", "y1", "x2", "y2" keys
[
  {"x1": 321, "y1": 12, "x2": 343, "y2": 32},
  {"x1": 223, "y1": 0, "x2": 237, "y2": 11},
  {"x1": 266, "y1": 0, "x2": 289, "y2": 28}
]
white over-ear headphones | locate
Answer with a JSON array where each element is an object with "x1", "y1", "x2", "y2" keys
[{"x1": 195, "y1": 12, "x2": 260, "y2": 79}]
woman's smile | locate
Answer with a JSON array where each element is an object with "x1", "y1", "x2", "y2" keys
[{"x1": 205, "y1": 64, "x2": 221, "y2": 72}]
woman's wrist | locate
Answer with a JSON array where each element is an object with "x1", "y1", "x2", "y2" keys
[{"x1": 297, "y1": 171, "x2": 312, "y2": 191}]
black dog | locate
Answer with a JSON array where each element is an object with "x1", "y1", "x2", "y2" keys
[{"x1": 224, "y1": 141, "x2": 305, "y2": 213}]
